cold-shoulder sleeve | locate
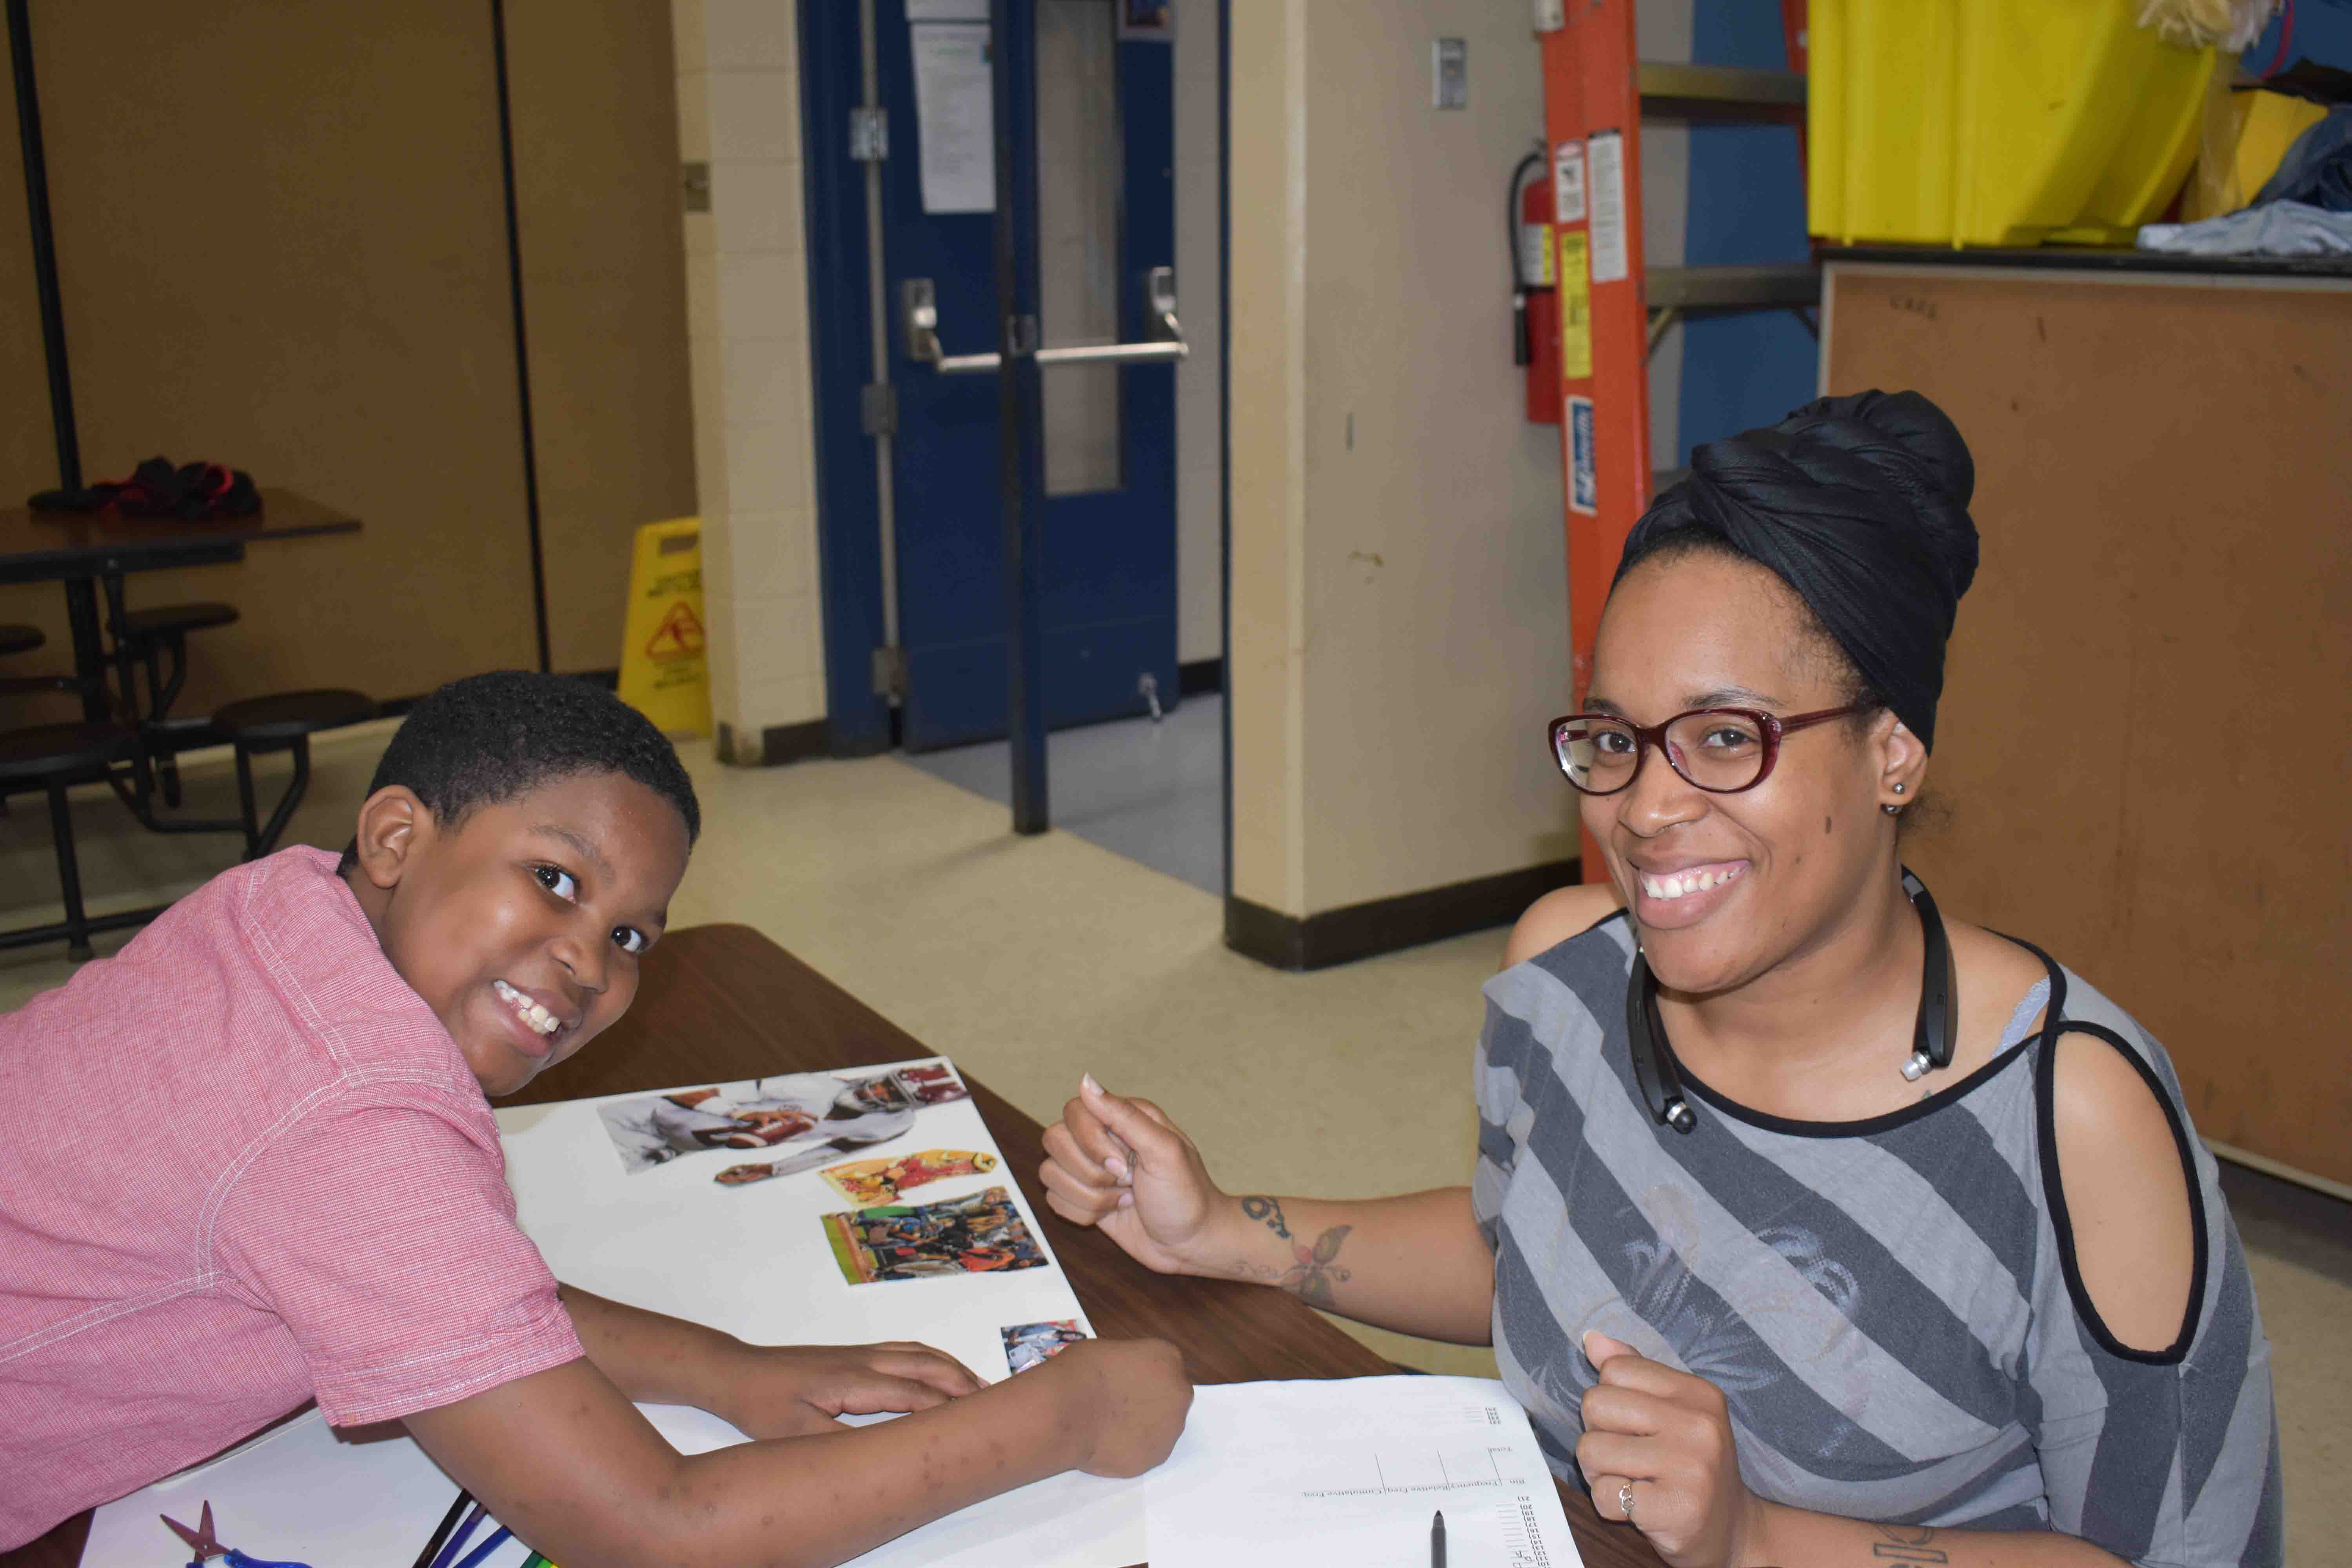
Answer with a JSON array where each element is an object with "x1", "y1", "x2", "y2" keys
[{"x1": 2022, "y1": 1013, "x2": 2285, "y2": 1567}]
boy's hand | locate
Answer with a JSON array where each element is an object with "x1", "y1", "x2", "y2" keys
[
  {"x1": 1040, "y1": 1075, "x2": 1227, "y2": 1276},
  {"x1": 1035, "y1": 1336, "x2": 1194, "y2": 1477},
  {"x1": 723, "y1": 1341, "x2": 985, "y2": 1439}
]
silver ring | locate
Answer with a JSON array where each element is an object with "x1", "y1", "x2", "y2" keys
[{"x1": 1618, "y1": 1480, "x2": 1636, "y2": 1523}]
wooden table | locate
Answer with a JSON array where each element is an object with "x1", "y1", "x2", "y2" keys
[
  {"x1": 4, "y1": 924, "x2": 1656, "y2": 1568},
  {"x1": 0, "y1": 487, "x2": 360, "y2": 725}
]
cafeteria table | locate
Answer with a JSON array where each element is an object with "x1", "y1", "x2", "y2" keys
[{"x1": 0, "y1": 488, "x2": 359, "y2": 730}]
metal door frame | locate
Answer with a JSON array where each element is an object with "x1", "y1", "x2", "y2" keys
[
  {"x1": 990, "y1": 0, "x2": 1050, "y2": 829},
  {"x1": 799, "y1": 0, "x2": 1233, "y2": 886},
  {"x1": 799, "y1": 1, "x2": 894, "y2": 756}
]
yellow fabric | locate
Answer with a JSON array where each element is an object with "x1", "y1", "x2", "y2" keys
[{"x1": 2185, "y1": 89, "x2": 2331, "y2": 222}]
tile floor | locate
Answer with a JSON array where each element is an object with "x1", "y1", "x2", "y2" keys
[
  {"x1": 904, "y1": 692, "x2": 1226, "y2": 895},
  {"x1": 3, "y1": 730, "x2": 2344, "y2": 1560}
]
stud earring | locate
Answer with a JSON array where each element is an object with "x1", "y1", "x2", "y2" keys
[
  {"x1": 1882, "y1": 803, "x2": 1901, "y2": 816},
  {"x1": 1892, "y1": 782, "x2": 1906, "y2": 795}
]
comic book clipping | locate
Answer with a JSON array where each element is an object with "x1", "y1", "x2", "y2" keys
[
  {"x1": 823, "y1": 1187, "x2": 1047, "y2": 1284},
  {"x1": 595, "y1": 1062, "x2": 970, "y2": 1177},
  {"x1": 1001, "y1": 1319, "x2": 1089, "y2": 1374}
]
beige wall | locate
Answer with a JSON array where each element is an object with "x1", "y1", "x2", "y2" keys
[
  {"x1": 1229, "y1": 0, "x2": 1577, "y2": 918},
  {"x1": 1226, "y1": 1, "x2": 1311, "y2": 913},
  {"x1": 509, "y1": 0, "x2": 700, "y2": 674},
  {"x1": 0, "y1": 3, "x2": 533, "y2": 714},
  {"x1": 672, "y1": 0, "x2": 831, "y2": 754}
]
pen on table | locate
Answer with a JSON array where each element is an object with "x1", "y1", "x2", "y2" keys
[
  {"x1": 411, "y1": 1491, "x2": 472, "y2": 1568},
  {"x1": 428, "y1": 1501, "x2": 489, "y2": 1568},
  {"x1": 1431, "y1": 1508, "x2": 1446, "y2": 1568},
  {"x1": 451, "y1": 1525, "x2": 514, "y2": 1568}
]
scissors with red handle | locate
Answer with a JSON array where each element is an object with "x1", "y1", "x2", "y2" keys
[{"x1": 159, "y1": 1501, "x2": 313, "y2": 1568}]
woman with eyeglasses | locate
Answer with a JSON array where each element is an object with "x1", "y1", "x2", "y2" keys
[{"x1": 1042, "y1": 391, "x2": 2281, "y2": 1568}]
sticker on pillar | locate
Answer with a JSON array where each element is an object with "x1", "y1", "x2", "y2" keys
[
  {"x1": 1558, "y1": 231, "x2": 1592, "y2": 381},
  {"x1": 1552, "y1": 141, "x2": 1587, "y2": 225},
  {"x1": 1586, "y1": 131, "x2": 1629, "y2": 285},
  {"x1": 618, "y1": 516, "x2": 712, "y2": 738},
  {"x1": 1567, "y1": 396, "x2": 1598, "y2": 517}
]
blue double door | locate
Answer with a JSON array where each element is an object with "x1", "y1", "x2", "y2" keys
[{"x1": 808, "y1": 0, "x2": 1181, "y2": 758}]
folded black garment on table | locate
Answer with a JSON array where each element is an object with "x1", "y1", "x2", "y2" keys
[{"x1": 29, "y1": 457, "x2": 261, "y2": 521}]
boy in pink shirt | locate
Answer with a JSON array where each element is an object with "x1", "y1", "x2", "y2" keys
[{"x1": 0, "y1": 671, "x2": 1189, "y2": 1561}]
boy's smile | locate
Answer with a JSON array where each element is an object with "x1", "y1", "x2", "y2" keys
[{"x1": 345, "y1": 769, "x2": 693, "y2": 1096}]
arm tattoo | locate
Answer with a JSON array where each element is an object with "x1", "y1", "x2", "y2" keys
[
  {"x1": 1236, "y1": 1198, "x2": 1351, "y2": 1306},
  {"x1": 1240, "y1": 1195, "x2": 1293, "y2": 1240},
  {"x1": 1277, "y1": 1224, "x2": 1354, "y2": 1307},
  {"x1": 1870, "y1": 1524, "x2": 1947, "y2": 1564}
]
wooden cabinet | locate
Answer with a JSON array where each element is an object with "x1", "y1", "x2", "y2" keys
[{"x1": 1824, "y1": 259, "x2": 2352, "y2": 1191}]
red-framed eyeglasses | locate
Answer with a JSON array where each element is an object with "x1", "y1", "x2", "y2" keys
[{"x1": 1547, "y1": 704, "x2": 1873, "y2": 796}]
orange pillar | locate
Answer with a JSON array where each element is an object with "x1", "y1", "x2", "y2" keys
[{"x1": 1540, "y1": 0, "x2": 1651, "y2": 882}]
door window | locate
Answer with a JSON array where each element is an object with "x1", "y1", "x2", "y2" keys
[{"x1": 1035, "y1": 0, "x2": 1124, "y2": 496}]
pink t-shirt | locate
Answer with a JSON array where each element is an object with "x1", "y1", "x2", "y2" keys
[{"x1": 0, "y1": 847, "x2": 583, "y2": 1546}]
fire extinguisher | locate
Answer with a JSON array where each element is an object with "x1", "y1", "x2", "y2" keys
[{"x1": 1511, "y1": 149, "x2": 1562, "y2": 426}]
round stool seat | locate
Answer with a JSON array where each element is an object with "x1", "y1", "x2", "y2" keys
[
  {"x1": 0, "y1": 624, "x2": 44, "y2": 657},
  {"x1": 213, "y1": 688, "x2": 375, "y2": 746},
  {"x1": 0, "y1": 722, "x2": 131, "y2": 783},
  {"x1": 119, "y1": 601, "x2": 240, "y2": 641}
]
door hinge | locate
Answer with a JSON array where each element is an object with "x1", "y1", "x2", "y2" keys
[
  {"x1": 849, "y1": 107, "x2": 889, "y2": 162},
  {"x1": 859, "y1": 382, "x2": 897, "y2": 436},
  {"x1": 872, "y1": 646, "x2": 908, "y2": 702}
]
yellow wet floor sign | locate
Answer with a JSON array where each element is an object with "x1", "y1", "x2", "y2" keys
[{"x1": 617, "y1": 516, "x2": 711, "y2": 737}]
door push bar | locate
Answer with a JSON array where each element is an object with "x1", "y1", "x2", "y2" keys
[{"x1": 902, "y1": 266, "x2": 1187, "y2": 374}]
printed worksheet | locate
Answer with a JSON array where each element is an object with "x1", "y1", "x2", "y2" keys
[
  {"x1": 84, "y1": 1402, "x2": 1143, "y2": 1568},
  {"x1": 1145, "y1": 1376, "x2": 1584, "y2": 1568}
]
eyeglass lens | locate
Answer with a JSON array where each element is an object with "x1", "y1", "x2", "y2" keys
[{"x1": 1555, "y1": 711, "x2": 1771, "y2": 794}]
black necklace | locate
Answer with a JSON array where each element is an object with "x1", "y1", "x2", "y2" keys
[{"x1": 1626, "y1": 867, "x2": 1958, "y2": 1134}]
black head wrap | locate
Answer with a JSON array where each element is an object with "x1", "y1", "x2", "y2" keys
[{"x1": 1613, "y1": 389, "x2": 1979, "y2": 751}]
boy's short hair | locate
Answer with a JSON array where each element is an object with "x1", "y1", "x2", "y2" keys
[{"x1": 338, "y1": 671, "x2": 701, "y2": 872}]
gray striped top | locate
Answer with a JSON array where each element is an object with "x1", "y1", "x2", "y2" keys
[{"x1": 1474, "y1": 912, "x2": 2283, "y2": 1567}]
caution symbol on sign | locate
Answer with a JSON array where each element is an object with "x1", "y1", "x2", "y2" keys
[{"x1": 644, "y1": 600, "x2": 705, "y2": 661}]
